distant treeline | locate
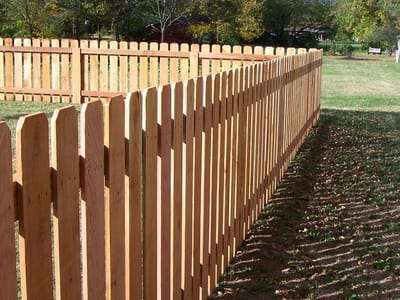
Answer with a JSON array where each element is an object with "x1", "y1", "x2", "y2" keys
[{"x1": 0, "y1": 0, "x2": 398, "y2": 47}]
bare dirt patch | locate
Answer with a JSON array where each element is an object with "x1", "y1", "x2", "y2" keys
[{"x1": 210, "y1": 109, "x2": 400, "y2": 299}]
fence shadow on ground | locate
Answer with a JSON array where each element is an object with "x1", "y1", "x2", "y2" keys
[{"x1": 210, "y1": 109, "x2": 400, "y2": 299}]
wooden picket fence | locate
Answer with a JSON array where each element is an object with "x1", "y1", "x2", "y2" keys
[
  {"x1": 0, "y1": 38, "x2": 310, "y2": 103},
  {"x1": 0, "y1": 47, "x2": 323, "y2": 299}
]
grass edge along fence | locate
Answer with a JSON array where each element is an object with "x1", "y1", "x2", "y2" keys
[
  {"x1": 0, "y1": 49, "x2": 322, "y2": 300},
  {"x1": 0, "y1": 38, "x2": 310, "y2": 103}
]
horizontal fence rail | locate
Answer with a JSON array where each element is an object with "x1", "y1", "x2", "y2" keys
[
  {"x1": 0, "y1": 38, "x2": 310, "y2": 103},
  {"x1": 0, "y1": 48, "x2": 323, "y2": 300}
]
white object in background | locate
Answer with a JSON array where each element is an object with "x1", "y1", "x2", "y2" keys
[{"x1": 397, "y1": 37, "x2": 400, "y2": 63}]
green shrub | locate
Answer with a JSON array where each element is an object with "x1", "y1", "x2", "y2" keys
[
  {"x1": 337, "y1": 44, "x2": 354, "y2": 57},
  {"x1": 328, "y1": 44, "x2": 336, "y2": 56}
]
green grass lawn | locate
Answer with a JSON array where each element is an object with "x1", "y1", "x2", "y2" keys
[
  {"x1": 0, "y1": 101, "x2": 79, "y2": 155},
  {"x1": 211, "y1": 55, "x2": 400, "y2": 299},
  {"x1": 321, "y1": 54, "x2": 400, "y2": 111},
  {"x1": 0, "y1": 101, "x2": 72, "y2": 128}
]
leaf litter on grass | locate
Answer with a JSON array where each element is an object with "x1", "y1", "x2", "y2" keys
[{"x1": 209, "y1": 109, "x2": 400, "y2": 299}]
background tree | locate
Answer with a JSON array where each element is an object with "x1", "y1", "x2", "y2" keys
[
  {"x1": 332, "y1": 0, "x2": 400, "y2": 47},
  {"x1": 8, "y1": 0, "x2": 400, "y2": 50},
  {"x1": 235, "y1": 0, "x2": 264, "y2": 42},
  {"x1": 188, "y1": 0, "x2": 264, "y2": 44},
  {"x1": 187, "y1": 0, "x2": 237, "y2": 43},
  {"x1": 44, "y1": 0, "x2": 89, "y2": 38},
  {"x1": 1, "y1": 0, "x2": 48, "y2": 37},
  {"x1": 138, "y1": 0, "x2": 193, "y2": 42},
  {"x1": 260, "y1": 0, "x2": 332, "y2": 47},
  {"x1": 103, "y1": 0, "x2": 140, "y2": 40}
]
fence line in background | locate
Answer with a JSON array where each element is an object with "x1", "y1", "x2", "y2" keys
[
  {"x1": 0, "y1": 38, "x2": 310, "y2": 103},
  {"x1": 0, "y1": 49, "x2": 323, "y2": 300}
]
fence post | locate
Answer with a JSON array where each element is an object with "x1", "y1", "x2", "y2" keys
[
  {"x1": 5, "y1": 38, "x2": 13, "y2": 101},
  {"x1": 72, "y1": 47, "x2": 82, "y2": 104},
  {"x1": 189, "y1": 52, "x2": 199, "y2": 79}
]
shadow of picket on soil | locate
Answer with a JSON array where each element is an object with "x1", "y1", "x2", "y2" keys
[{"x1": 209, "y1": 109, "x2": 400, "y2": 299}]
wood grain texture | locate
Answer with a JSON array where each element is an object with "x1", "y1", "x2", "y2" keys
[
  {"x1": 211, "y1": 44, "x2": 221, "y2": 74},
  {"x1": 260, "y1": 63, "x2": 268, "y2": 208},
  {"x1": 142, "y1": 87, "x2": 158, "y2": 300},
  {"x1": 183, "y1": 79, "x2": 195, "y2": 300},
  {"x1": 129, "y1": 42, "x2": 139, "y2": 91},
  {"x1": 61, "y1": 39, "x2": 70, "y2": 103},
  {"x1": 190, "y1": 44, "x2": 199, "y2": 79},
  {"x1": 221, "y1": 45, "x2": 231, "y2": 72},
  {"x1": 99, "y1": 40, "x2": 109, "y2": 93},
  {"x1": 80, "y1": 100, "x2": 106, "y2": 300},
  {"x1": 224, "y1": 70, "x2": 234, "y2": 266},
  {"x1": 244, "y1": 66, "x2": 253, "y2": 234},
  {"x1": 243, "y1": 46, "x2": 252, "y2": 66},
  {"x1": 51, "y1": 39, "x2": 60, "y2": 102},
  {"x1": 159, "y1": 43, "x2": 169, "y2": 85},
  {"x1": 89, "y1": 40, "x2": 99, "y2": 94},
  {"x1": 72, "y1": 47, "x2": 82, "y2": 104},
  {"x1": 42, "y1": 39, "x2": 51, "y2": 102},
  {"x1": 192, "y1": 76, "x2": 203, "y2": 300},
  {"x1": 139, "y1": 42, "x2": 149, "y2": 90},
  {"x1": 172, "y1": 81, "x2": 184, "y2": 300},
  {"x1": 149, "y1": 43, "x2": 159, "y2": 87},
  {"x1": 80, "y1": 40, "x2": 89, "y2": 94},
  {"x1": 32, "y1": 39, "x2": 41, "y2": 102},
  {"x1": 209, "y1": 73, "x2": 220, "y2": 291},
  {"x1": 0, "y1": 38, "x2": 4, "y2": 99},
  {"x1": 160, "y1": 84, "x2": 172, "y2": 300},
  {"x1": 0, "y1": 122, "x2": 17, "y2": 300},
  {"x1": 16, "y1": 113, "x2": 53, "y2": 300},
  {"x1": 14, "y1": 38, "x2": 23, "y2": 101},
  {"x1": 180, "y1": 43, "x2": 190, "y2": 80},
  {"x1": 51, "y1": 106, "x2": 81, "y2": 300},
  {"x1": 201, "y1": 75, "x2": 212, "y2": 298},
  {"x1": 5, "y1": 38, "x2": 13, "y2": 101},
  {"x1": 104, "y1": 95, "x2": 126, "y2": 300},
  {"x1": 230, "y1": 69, "x2": 239, "y2": 255},
  {"x1": 109, "y1": 41, "x2": 119, "y2": 92},
  {"x1": 217, "y1": 72, "x2": 227, "y2": 278},
  {"x1": 201, "y1": 44, "x2": 210, "y2": 76},
  {"x1": 232, "y1": 46, "x2": 242, "y2": 69},
  {"x1": 120, "y1": 41, "x2": 128, "y2": 92},
  {"x1": 235, "y1": 67, "x2": 246, "y2": 248},
  {"x1": 22, "y1": 38, "x2": 32, "y2": 102},
  {"x1": 125, "y1": 92, "x2": 143, "y2": 300},
  {"x1": 170, "y1": 43, "x2": 179, "y2": 83}
]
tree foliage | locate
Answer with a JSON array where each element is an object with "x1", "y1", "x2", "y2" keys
[
  {"x1": 261, "y1": 0, "x2": 332, "y2": 47},
  {"x1": 0, "y1": 0, "x2": 398, "y2": 47},
  {"x1": 187, "y1": 0, "x2": 264, "y2": 43},
  {"x1": 332, "y1": 0, "x2": 400, "y2": 46}
]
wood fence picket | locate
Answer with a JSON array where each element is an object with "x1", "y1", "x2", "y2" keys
[
  {"x1": 0, "y1": 43, "x2": 323, "y2": 299},
  {"x1": 125, "y1": 91, "x2": 143, "y2": 300},
  {"x1": 0, "y1": 122, "x2": 17, "y2": 300},
  {"x1": 142, "y1": 87, "x2": 158, "y2": 300},
  {"x1": 16, "y1": 113, "x2": 53, "y2": 300},
  {"x1": 80, "y1": 100, "x2": 106, "y2": 300},
  {"x1": 51, "y1": 106, "x2": 81, "y2": 300}
]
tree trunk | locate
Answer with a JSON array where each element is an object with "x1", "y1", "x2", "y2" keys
[
  {"x1": 160, "y1": 26, "x2": 165, "y2": 43},
  {"x1": 111, "y1": 19, "x2": 120, "y2": 41}
]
